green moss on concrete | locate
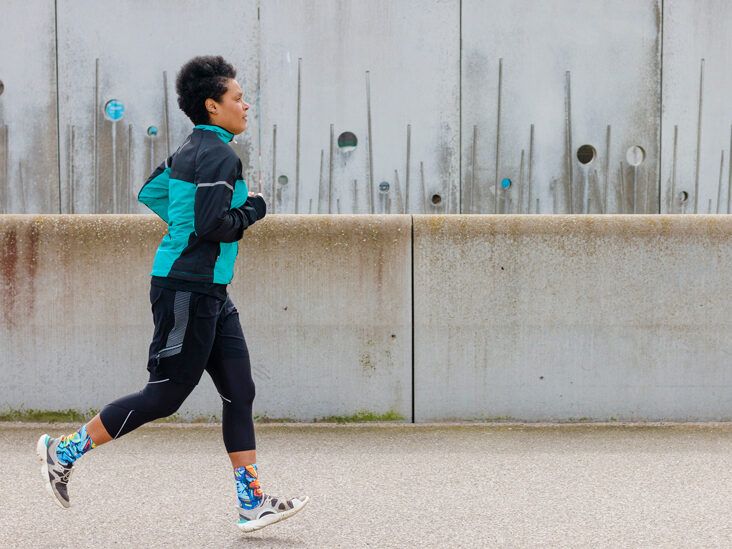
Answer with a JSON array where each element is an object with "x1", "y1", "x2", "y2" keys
[
  {"x1": 314, "y1": 410, "x2": 405, "y2": 423},
  {"x1": 0, "y1": 408, "x2": 98, "y2": 423}
]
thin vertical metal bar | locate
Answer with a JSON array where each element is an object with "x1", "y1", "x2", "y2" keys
[
  {"x1": 694, "y1": 58, "x2": 705, "y2": 214},
  {"x1": 271, "y1": 124, "x2": 277, "y2": 214},
  {"x1": 619, "y1": 162, "x2": 625, "y2": 214},
  {"x1": 527, "y1": 124, "x2": 534, "y2": 214},
  {"x1": 308, "y1": 198, "x2": 313, "y2": 214},
  {"x1": 670, "y1": 124, "x2": 678, "y2": 213},
  {"x1": 470, "y1": 124, "x2": 477, "y2": 213},
  {"x1": 632, "y1": 165, "x2": 637, "y2": 214},
  {"x1": 366, "y1": 71, "x2": 375, "y2": 214},
  {"x1": 127, "y1": 124, "x2": 133, "y2": 213},
  {"x1": 317, "y1": 148, "x2": 324, "y2": 213},
  {"x1": 518, "y1": 149, "x2": 525, "y2": 214},
  {"x1": 405, "y1": 124, "x2": 411, "y2": 213},
  {"x1": 494, "y1": 58, "x2": 503, "y2": 213},
  {"x1": 328, "y1": 124, "x2": 334, "y2": 214},
  {"x1": 163, "y1": 70, "x2": 171, "y2": 157},
  {"x1": 111, "y1": 122, "x2": 117, "y2": 214},
  {"x1": 295, "y1": 58, "x2": 302, "y2": 214},
  {"x1": 337, "y1": 198, "x2": 341, "y2": 214},
  {"x1": 717, "y1": 150, "x2": 724, "y2": 214},
  {"x1": 70, "y1": 125, "x2": 75, "y2": 214},
  {"x1": 603, "y1": 125, "x2": 611, "y2": 214},
  {"x1": 2, "y1": 125, "x2": 7, "y2": 213},
  {"x1": 394, "y1": 169, "x2": 404, "y2": 213},
  {"x1": 420, "y1": 161, "x2": 427, "y2": 213},
  {"x1": 94, "y1": 58, "x2": 99, "y2": 213},
  {"x1": 565, "y1": 70, "x2": 574, "y2": 213},
  {"x1": 728, "y1": 125, "x2": 732, "y2": 214}
]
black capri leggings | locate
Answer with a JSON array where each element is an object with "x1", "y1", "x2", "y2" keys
[{"x1": 99, "y1": 285, "x2": 256, "y2": 452}]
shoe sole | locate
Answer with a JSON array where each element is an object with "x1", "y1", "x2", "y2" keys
[
  {"x1": 36, "y1": 434, "x2": 70, "y2": 510},
  {"x1": 237, "y1": 496, "x2": 310, "y2": 533}
]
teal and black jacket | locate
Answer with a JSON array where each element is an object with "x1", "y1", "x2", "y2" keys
[{"x1": 138, "y1": 125, "x2": 265, "y2": 288}]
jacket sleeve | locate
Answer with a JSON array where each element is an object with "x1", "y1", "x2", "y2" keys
[
  {"x1": 193, "y1": 147, "x2": 254, "y2": 242},
  {"x1": 138, "y1": 155, "x2": 173, "y2": 223}
]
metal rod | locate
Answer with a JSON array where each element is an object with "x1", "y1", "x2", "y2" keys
[
  {"x1": 94, "y1": 58, "x2": 99, "y2": 213},
  {"x1": 111, "y1": 121, "x2": 117, "y2": 213},
  {"x1": 694, "y1": 58, "x2": 705, "y2": 214},
  {"x1": 163, "y1": 70, "x2": 171, "y2": 157},
  {"x1": 619, "y1": 162, "x2": 625, "y2": 214},
  {"x1": 271, "y1": 124, "x2": 277, "y2": 214},
  {"x1": 308, "y1": 198, "x2": 313, "y2": 214},
  {"x1": 420, "y1": 161, "x2": 427, "y2": 212},
  {"x1": 494, "y1": 58, "x2": 503, "y2": 214},
  {"x1": 317, "y1": 148, "x2": 324, "y2": 213},
  {"x1": 328, "y1": 124, "x2": 334, "y2": 213},
  {"x1": 632, "y1": 165, "x2": 637, "y2": 214},
  {"x1": 470, "y1": 124, "x2": 477, "y2": 213},
  {"x1": 70, "y1": 125, "x2": 75, "y2": 214},
  {"x1": 717, "y1": 150, "x2": 725, "y2": 214},
  {"x1": 518, "y1": 149, "x2": 525, "y2": 214},
  {"x1": 708, "y1": 198, "x2": 713, "y2": 214},
  {"x1": 366, "y1": 71, "x2": 375, "y2": 214},
  {"x1": 295, "y1": 58, "x2": 302, "y2": 214},
  {"x1": 337, "y1": 197, "x2": 341, "y2": 214},
  {"x1": 2, "y1": 125, "x2": 7, "y2": 214},
  {"x1": 394, "y1": 169, "x2": 404, "y2": 213},
  {"x1": 405, "y1": 124, "x2": 411, "y2": 213},
  {"x1": 670, "y1": 124, "x2": 678, "y2": 213},
  {"x1": 527, "y1": 124, "x2": 534, "y2": 214},
  {"x1": 565, "y1": 70, "x2": 574, "y2": 213},
  {"x1": 728, "y1": 125, "x2": 732, "y2": 214},
  {"x1": 127, "y1": 124, "x2": 133, "y2": 213},
  {"x1": 603, "y1": 125, "x2": 611, "y2": 214}
]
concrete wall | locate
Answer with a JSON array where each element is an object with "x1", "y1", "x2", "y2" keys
[
  {"x1": 1, "y1": 0, "x2": 731, "y2": 215},
  {"x1": 414, "y1": 214, "x2": 732, "y2": 421},
  {"x1": 0, "y1": 215, "x2": 412, "y2": 421},
  {"x1": 3, "y1": 214, "x2": 732, "y2": 421}
]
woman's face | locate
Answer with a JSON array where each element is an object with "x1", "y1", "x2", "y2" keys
[{"x1": 206, "y1": 78, "x2": 250, "y2": 135}]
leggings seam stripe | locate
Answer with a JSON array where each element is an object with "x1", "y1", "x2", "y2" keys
[{"x1": 114, "y1": 410, "x2": 134, "y2": 439}]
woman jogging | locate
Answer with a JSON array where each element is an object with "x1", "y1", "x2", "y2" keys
[{"x1": 35, "y1": 55, "x2": 309, "y2": 533}]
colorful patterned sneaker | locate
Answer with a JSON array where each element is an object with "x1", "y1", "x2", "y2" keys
[
  {"x1": 236, "y1": 494, "x2": 310, "y2": 533},
  {"x1": 36, "y1": 434, "x2": 74, "y2": 509}
]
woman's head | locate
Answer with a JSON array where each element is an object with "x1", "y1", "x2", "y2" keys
[{"x1": 175, "y1": 55, "x2": 249, "y2": 135}]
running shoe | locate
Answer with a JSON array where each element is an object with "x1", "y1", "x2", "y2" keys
[
  {"x1": 236, "y1": 494, "x2": 310, "y2": 533},
  {"x1": 36, "y1": 434, "x2": 74, "y2": 509}
]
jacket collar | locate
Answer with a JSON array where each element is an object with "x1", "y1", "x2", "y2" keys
[{"x1": 194, "y1": 124, "x2": 235, "y2": 143}]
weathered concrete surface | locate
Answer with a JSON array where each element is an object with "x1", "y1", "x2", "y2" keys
[
  {"x1": 0, "y1": 0, "x2": 59, "y2": 213},
  {"x1": 4, "y1": 422, "x2": 732, "y2": 547},
  {"x1": 461, "y1": 0, "x2": 661, "y2": 215},
  {"x1": 661, "y1": 0, "x2": 732, "y2": 214},
  {"x1": 259, "y1": 0, "x2": 460, "y2": 214},
  {"x1": 414, "y1": 214, "x2": 732, "y2": 421},
  {"x1": 0, "y1": 214, "x2": 412, "y2": 421},
  {"x1": 56, "y1": 0, "x2": 259, "y2": 214}
]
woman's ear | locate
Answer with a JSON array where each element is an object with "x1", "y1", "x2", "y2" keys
[{"x1": 205, "y1": 98, "x2": 217, "y2": 115}]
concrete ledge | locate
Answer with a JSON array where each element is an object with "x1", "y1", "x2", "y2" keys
[
  {"x1": 413, "y1": 214, "x2": 732, "y2": 421},
  {"x1": 0, "y1": 214, "x2": 412, "y2": 421}
]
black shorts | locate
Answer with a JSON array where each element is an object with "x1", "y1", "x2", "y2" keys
[{"x1": 146, "y1": 283, "x2": 244, "y2": 386}]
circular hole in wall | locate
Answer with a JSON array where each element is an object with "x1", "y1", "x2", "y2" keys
[
  {"x1": 278, "y1": 175, "x2": 289, "y2": 185},
  {"x1": 0, "y1": 80, "x2": 4, "y2": 96},
  {"x1": 679, "y1": 190, "x2": 689, "y2": 203},
  {"x1": 501, "y1": 178, "x2": 512, "y2": 190},
  {"x1": 337, "y1": 131, "x2": 358, "y2": 153},
  {"x1": 147, "y1": 126, "x2": 159, "y2": 137},
  {"x1": 626, "y1": 145, "x2": 646, "y2": 167},
  {"x1": 577, "y1": 144, "x2": 597, "y2": 165},
  {"x1": 431, "y1": 193, "x2": 443, "y2": 206},
  {"x1": 104, "y1": 99, "x2": 125, "y2": 122},
  {"x1": 378, "y1": 181, "x2": 390, "y2": 193}
]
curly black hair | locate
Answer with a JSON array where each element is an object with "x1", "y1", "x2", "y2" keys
[{"x1": 175, "y1": 55, "x2": 237, "y2": 125}]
